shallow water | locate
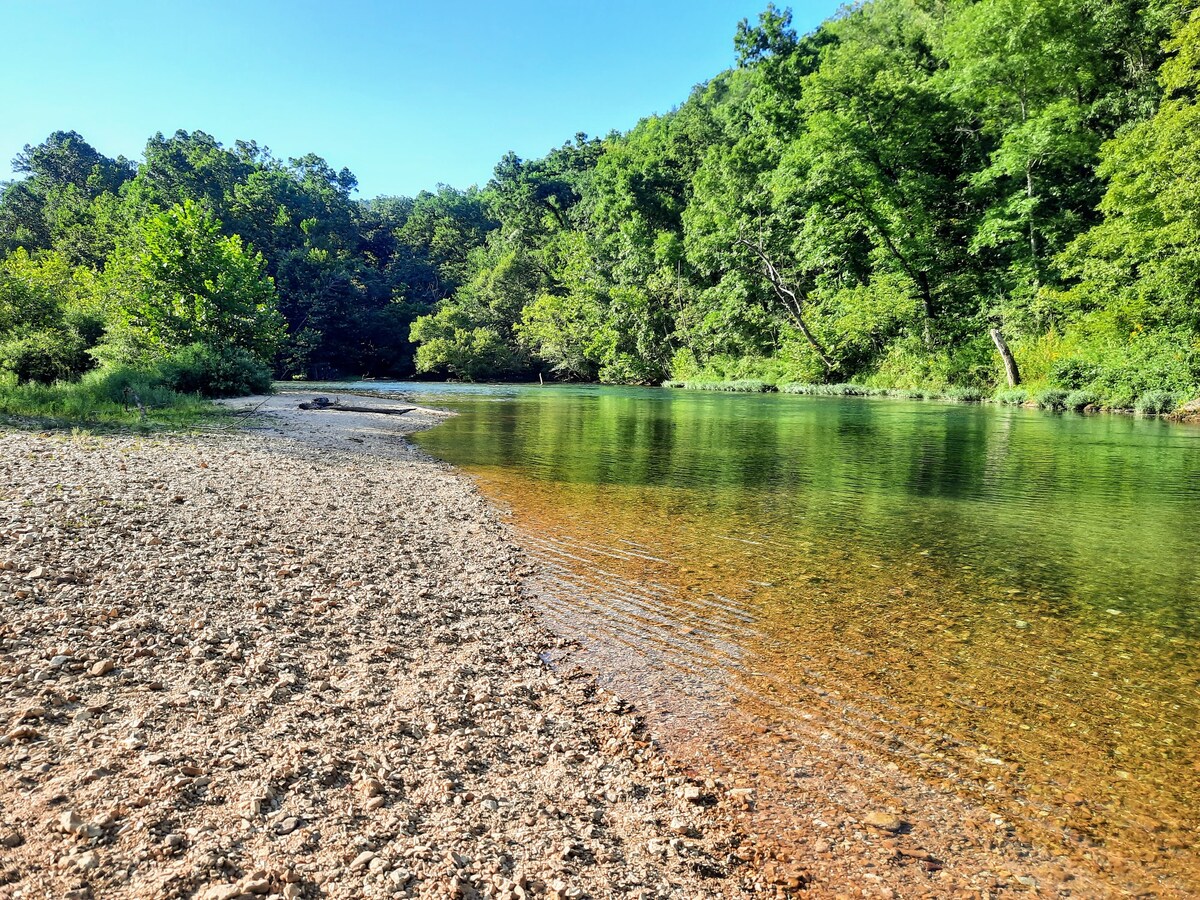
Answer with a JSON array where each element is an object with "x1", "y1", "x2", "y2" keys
[{"x1": 378, "y1": 382, "x2": 1198, "y2": 889}]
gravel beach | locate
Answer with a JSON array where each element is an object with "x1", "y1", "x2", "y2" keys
[{"x1": 0, "y1": 395, "x2": 772, "y2": 900}]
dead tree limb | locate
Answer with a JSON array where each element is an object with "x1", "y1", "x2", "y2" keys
[
  {"x1": 989, "y1": 327, "x2": 1021, "y2": 387},
  {"x1": 298, "y1": 401, "x2": 414, "y2": 416},
  {"x1": 736, "y1": 238, "x2": 836, "y2": 373}
]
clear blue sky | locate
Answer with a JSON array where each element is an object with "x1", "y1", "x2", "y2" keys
[{"x1": 0, "y1": 0, "x2": 837, "y2": 198}]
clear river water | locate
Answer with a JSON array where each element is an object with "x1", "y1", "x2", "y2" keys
[{"x1": 359, "y1": 382, "x2": 1199, "y2": 892}]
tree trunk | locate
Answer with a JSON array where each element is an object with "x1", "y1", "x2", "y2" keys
[
  {"x1": 990, "y1": 328, "x2": 1020, "y2": 387},
  {"x1": 736, "y1": 238, "x2": 837, "y2": 373}
]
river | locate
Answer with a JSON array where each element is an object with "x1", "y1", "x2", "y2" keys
[{"x1": 361, "y1": 382, "x2": 1199, "y2": 893}]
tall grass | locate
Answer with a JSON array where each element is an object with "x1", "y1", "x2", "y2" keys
[
  {"x1": 1135, "y1": 390, "x2": 1177, "y2": 415},
  {"x1": 780, "y1": 382, "x2": 886, "y2": 396},
  {"x1": 1064, "y1": 389, "x2": 1099, "y2": 411},
  {"x1": 1034, "y1": 388, "x2": 1070, "y2": 411},
  {"x1": 993, "y1": 388, "x2": 1029, "y2": 405},
  {"x1": 0, "y1": 367, "x2": 223, "y2": 429},
  {"x1": 681, "y1": 379, "x2": 776, "y2": 393}
]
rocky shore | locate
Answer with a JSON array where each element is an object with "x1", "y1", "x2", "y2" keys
[{"x1": 0, "y1": 396, "x2": 775, "y2": 900}]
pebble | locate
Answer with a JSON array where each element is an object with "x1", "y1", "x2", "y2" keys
[
  {"x1": 863, "y1": 811, "x2": 905, "y2": 833},
  {"x1": 275, "y1": 817, "x2": 301, "y2": 836}
]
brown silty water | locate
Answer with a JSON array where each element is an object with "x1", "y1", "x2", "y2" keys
[{"x1": 464, "y1": 470, "x2": 1199, "y2": 896}]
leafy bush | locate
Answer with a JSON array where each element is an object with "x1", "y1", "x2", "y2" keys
[
  {"x1": 1049, "y1": 357, "x2": 1100, "y2": 389},
  {"x1": 941, "y1": 386, "x2": 984, "y2": 402},
  {"x1": 1034, "y1": 388, "x2": 1069, "y2": 410},
  {"x1": 155, "y1": 344, "x2": 273, "y2": 398},
  {"x1": 661, "y1": 380, "x2": 685, "y2": 389},
  {"x1": 0, "y1": 329, "x2": 91, "y2": 384},
  {"x1": 994, "y1": 388, "x2": 1029, "y2": 405},
  {"x1": 1064, "y1": 389, "x2": 1100, "y2": 411},
  {"x1": 1135, "y1": 390, "x2": 1177, "y2": 415}
]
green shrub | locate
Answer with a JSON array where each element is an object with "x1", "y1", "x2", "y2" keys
[
  {"x1": 886, "y1": 388, "x2": 922, "y2": 400},
  {"x1": 1049, "y1": 357, "x2": 1100, "y2": 390},
  {"x1": 0, "y1": 364, "x2": 217, "y2": 427},
  {"x1": 0, "y1": 329, "x2": 92, "y2": 384},
  {"x1": 941, "y1": 386, "x2": 984, "y2": 402},
  {"x1": 1103, "y1": 388, "x2": 1137, "y2": 410},
  {"x1": 1034, "y1": 388, "x2": 1069, "y2": 410},
  {"x1": 661, "y1": 380, "x2": 684, "y2": 389},
  {"x1": 994, "y1": 388, "x2": 1029, "y2": 405},
  {"x1": 682, "y1": 379, "x2": 775, "y2": 393},
  {"x1": 155, "y1": 344, "x2": 273, "y2": 398},
  {"x1": 1064, "y1": 390, "x2": 1100, "y2": 411},
  {"x1": 780, "y1": 382, "x2": 886, "y2": 396},
  {"x1": 1135, "y1": 390, "x2": 1177, "y2": 415}
]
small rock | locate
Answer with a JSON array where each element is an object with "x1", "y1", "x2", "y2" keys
[
  {"x1": 73, "y1": 850, "x2": 100, "y2": 871},
  {"x1": 863, "y1": 811, "x2": 905, "y2": 833},
  {"x1": 202, "y1": 885, "x2": 243, "y2": 900},
  {"x1": 60, "y1": 810, "x2": 84, "y2": 834},
  {"x1": 88, "y1": 659, "x2": 114, "y2": 677},
  {"x1": 362, "y1": 777, "x2": 383, "y2": 796},
  {"x1": 350, "y1": 850, "x2": 376, "y2": 871},
  {"x1": 0, "y1": 828, "x2": 23, "y2": 848},
  {"x1": 275, "y1": 816, "x2": 300, "y2": 836}
]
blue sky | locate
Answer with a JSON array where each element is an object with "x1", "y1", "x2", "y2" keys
[{"x1": 0, "y1": 1, "x2": 837, "y2": 198}]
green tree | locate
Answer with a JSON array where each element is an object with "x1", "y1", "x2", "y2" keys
[{"x1": 107, "y1": 200, "x2": 283, "y2": 361}]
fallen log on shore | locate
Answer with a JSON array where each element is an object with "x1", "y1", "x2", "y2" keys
[{"x1": 298, "y1": 398, "x2": 414, "y2": 416}]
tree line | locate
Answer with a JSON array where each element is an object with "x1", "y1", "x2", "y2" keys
[{"x1": 2, "y1": 0, "x2": 1198, "y2": 406}]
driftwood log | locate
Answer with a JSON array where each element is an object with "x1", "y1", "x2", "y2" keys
[{"x1": 298, "y1": 397, "x2": 414, "y2": 416}]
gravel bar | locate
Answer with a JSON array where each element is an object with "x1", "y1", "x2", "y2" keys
[{"x1": 0, "y1": 394, "x2": 775, "y2": 899}]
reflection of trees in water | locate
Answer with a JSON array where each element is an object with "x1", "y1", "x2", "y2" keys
[{"x1": 420, "y1": 390, "x2": 1200, "y2": 633}]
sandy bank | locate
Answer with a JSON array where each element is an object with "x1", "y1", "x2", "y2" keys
[{"x1": 0, "y1": 396, "x2": 770, "y2": 899}]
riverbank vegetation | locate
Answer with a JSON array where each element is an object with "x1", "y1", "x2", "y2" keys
[{"x1": 2, "y1": 0, "x2": 1198, "y2": 412}]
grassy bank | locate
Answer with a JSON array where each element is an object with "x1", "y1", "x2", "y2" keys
[
  {"x1": 663, "y1": 378, "x2": 1195, "y2": 415},
  {"x1": 0, "y1": 368, "x2": 228, "y2": 430}
]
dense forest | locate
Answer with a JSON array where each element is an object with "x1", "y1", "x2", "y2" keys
[{"x1": 2, "y1": 0, "x2": 1199, "y2": 411}]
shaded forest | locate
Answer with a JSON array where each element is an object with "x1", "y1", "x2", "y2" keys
[{"x1": 2, "y1": 0, "x2": 1198, "y2": 409}]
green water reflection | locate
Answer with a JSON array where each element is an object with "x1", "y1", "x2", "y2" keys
[{"x1": 413, "y1": 384, "x2": 1199, "y2": 630}]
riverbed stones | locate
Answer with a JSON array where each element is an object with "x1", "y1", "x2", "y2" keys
[{"x1": 0, "y1": 419, "x2": 757, "y2": 899}]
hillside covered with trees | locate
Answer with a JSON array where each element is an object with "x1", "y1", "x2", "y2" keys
[{"x1": 2, "y1": 0, "x2": 1198, "y2": 410}]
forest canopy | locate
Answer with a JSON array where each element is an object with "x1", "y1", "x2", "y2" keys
[{"x1": 2, "y1": 0, "x2": 1198, "y2": 408}]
